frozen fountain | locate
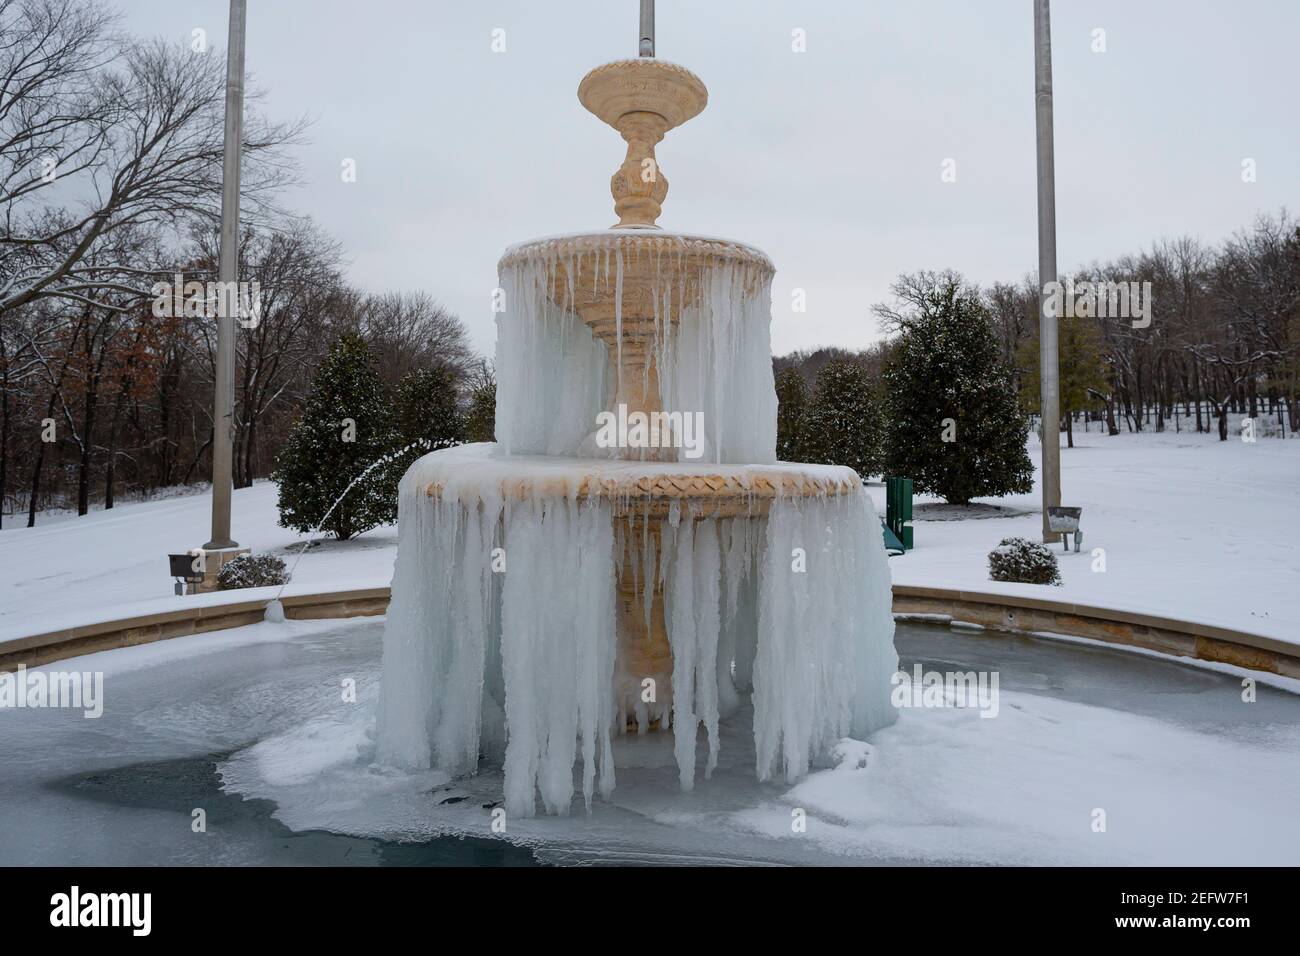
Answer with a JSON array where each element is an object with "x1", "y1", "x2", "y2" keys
[{"x1": 376, "y1": 49, "x2": 898, "y2": 818}]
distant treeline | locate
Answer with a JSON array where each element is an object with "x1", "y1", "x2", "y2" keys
[
  {"x1": 0, "y1": 1, "x2": 481, "y2": 526},
  {"x1": 777, "y1": 210, "x2": 1300, "y2": 442}
]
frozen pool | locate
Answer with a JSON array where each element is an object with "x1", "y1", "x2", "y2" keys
[{"x1": 1, "y1": 616, "x2": 1298, "y2": 866}]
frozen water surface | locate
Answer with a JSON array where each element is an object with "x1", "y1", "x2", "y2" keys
[{"x1": 2, "y1": 616, "x2": 1298, "y2": 866}]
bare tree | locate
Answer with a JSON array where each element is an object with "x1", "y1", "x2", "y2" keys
[
  {"x1": 346, "y1": 290, "x2": 473, "y2": 386},
  {"x1": 0, "y1": 0, "x2": 304, "y2": 317},
  {"x1": 188, "y1": 220, "x2": 348, "y2": 486}
]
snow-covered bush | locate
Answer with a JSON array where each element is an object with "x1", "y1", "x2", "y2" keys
[
  {"x1": 217, "y1": 554, "x2": 289, "y2": 591},
  {"x1": 987, "y1": 536, "x2": 1061, "y2": 586}
]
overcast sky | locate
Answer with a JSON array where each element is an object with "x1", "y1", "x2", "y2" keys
[{"x1": 116, "y1": 0, "x2": 1298, "y2": 358}]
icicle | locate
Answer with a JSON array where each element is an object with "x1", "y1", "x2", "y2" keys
[
  {"x1": 692, "y1": 519, "x2": 722, "y2": 777},
  {"x1": 493, "y1": 256, "x2": 607, "y2": 457},
  {"x1": 751, "y1": 491, "x2": 898, "y2": 784},
  {"x1": 497, "y1": 496, "x2": 617, "y2": 816},
  {"x1": 614, "y1": 247, "x2": 624, "y2": 406},
  {"x1": 493, "y1": 234, "x2": 777, "y2": 464},
  {"x1": 380, "y1": 230, "x2": 898, "y2": 817},
  {"x1": 377, "y1": 450, "x2": 620, "y2": 818},
  {"x1": 665, "y1": 516, "x2": 698, "y2": 789}
]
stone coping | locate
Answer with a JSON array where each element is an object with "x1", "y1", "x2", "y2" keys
[
  {"x1": 498, "y1": 230, "x2": 775, "y2": 275},
  {"x1": 891, "y1": 584, "x2": 1299, "y2": 660},
  {"x1": 891, "y1": 585, "x2": 1300, "y2": 680},
  {"x1": 2, "y1": 583, "x2": 1296, "y2": 680},
  {"x1": 0, "y1": 589, "x2": 390, "y2": 670},
  {"x1": 424, "y1": 471, "x2": 859, "y2": 514}
]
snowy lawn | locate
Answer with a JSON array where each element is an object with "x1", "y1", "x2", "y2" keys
[
  {"x1": 872, "y1": 430, "x2": 1299, "y2": 646},
  {"x1": 1, "y1": 430, "x2": 1297, "y2": 647},
  {"x1": 0, "y1": 481, "x2": 398, "y2": 643}
]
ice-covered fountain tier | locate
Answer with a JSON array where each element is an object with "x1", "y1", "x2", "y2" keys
[{"x1": 377, "y1": 58, "x2": 898, "y2": 818}]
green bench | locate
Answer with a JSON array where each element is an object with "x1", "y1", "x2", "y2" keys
[{"x1": 883, "y1": 476, "x2": 913, "y2": 556}]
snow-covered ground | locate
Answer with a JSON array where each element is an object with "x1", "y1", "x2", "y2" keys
[
  {"x1": 0, "y1": 480, "x2": 399, "y2": 643},
  {"x1": 2, "y1": 430, "x2": 1295, "y2": 647},
  {"x1": 882, "y1": 430, "x2": 1300, "y2": 645}
]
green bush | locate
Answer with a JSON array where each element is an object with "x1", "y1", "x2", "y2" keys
[
  {"x1": 799, "y1": 360, "x2": 885, "y2": 480},
  {"x1": 464, "y1": 367, "x2": 496, "y2": 444},
  {"x1": 382, "y1": 365, "x2": 465, "y2": 495},
  {"x1": 882, "y1": 272, "x2": 1033, "y2": 504},
  {"x1": 273, "y1": 334, "x2": 400, "y2": 540},
  {"x1": 774, "y1": 366, "x2": 808, "y2": 461}
]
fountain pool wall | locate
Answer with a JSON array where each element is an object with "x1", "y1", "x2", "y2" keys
[{"x1": 6, "y1": 616, "x2": 1297, "y2": 866}]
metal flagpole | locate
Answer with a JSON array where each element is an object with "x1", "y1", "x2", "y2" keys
[
  {"x1": 639, "y1": 0, "x2": 654, "y2": 56},
  {"x1": 204, "y1": 0, "x2": 247, "y2": 551},
  {"x1": 1034, "y1": 0, "x2": 1062, "y2": 543}
]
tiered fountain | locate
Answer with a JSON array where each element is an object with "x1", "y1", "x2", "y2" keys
[{"x1": 376, "y1": 38, "x2": 898, "y2": 818}]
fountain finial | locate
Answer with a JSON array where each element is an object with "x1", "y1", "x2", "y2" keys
[{"x1": 578, "y1": 59, "x2": 707, "y2": 229}]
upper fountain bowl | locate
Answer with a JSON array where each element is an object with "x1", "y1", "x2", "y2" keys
[
  {"x1": 578, "y1": 59, "x2": 708, "y2": 131},
  {"x1": 577, "y1": 60, "x2": 709, "y2": 230}
]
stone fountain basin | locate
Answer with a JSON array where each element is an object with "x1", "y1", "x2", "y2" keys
[
  {"x1": 493, "y1": 228, "x2": 780, "y2": 464},
  {"x1": 413, "y1": 443, "x2": 860, "y2": 518},
  {"x1": 8, "y1": 616, "x2": 1297, "y2": 866},
  {"x1": 499, "y1": 229, "x2": 773, "y2": 273},
  {"x1": 499, "y1": 230, "x2": 774, "y2": 342}
]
